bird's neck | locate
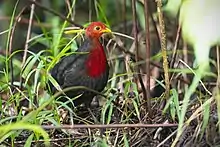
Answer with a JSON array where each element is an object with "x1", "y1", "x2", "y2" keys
[{"x1": 85, "y1": 38, "x2": 108, "y2": 78}]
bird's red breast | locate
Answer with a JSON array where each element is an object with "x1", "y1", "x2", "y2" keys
[
  {"x1": 86, "y1": 40, "x2": 107, "y2": 77},
  {"x1": 84, "y1": 22, "x2": 111, "y2": 78}
]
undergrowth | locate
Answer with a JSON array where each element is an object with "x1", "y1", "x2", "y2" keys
[{"x1": 0, "y1": 0, "x2": 219, "y2": 147}]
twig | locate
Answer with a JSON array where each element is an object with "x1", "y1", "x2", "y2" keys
[
  {"x1": 9, "y1": 7, "x2": 27, "y2": 92},
  {"x1": 131, "y1": 0, "x2": 148, "y2": 113},
  {"x1": 169, "y1": 24, "x2": 181, "y2": 69},
  {"x1": 144, "y1": 0, "x2": 152, "y2": 117},
  {"x1": 89, "y1": 0, "x2": 92, "y2": 22},
  {"x1": 20, "y1": 0, "x2": 35, "y2": 90},
  {"x1": 112, "y1": 32, "x2": 134, "y2": 40},
  {"x1": 156, "y1": 0, "x2": 170, "y2": 99},
  {"x1": 157, "y1": 130, "x2": 177, "y2": 147},
  {"x1": 122, "y1": 0, "x2": 127, "y2": 34},
  {"x1": 169, "y1": 24, "x2": 181, "y2": 83},
  {"x1": 179, "y1": 59, "x2": 212, "y2": 96},
  {"x1": 41, "y1": 123, "x2": 178, "y2": 130},
  {"x1": 217, "y1": 46, "x2": 220, "y2": 87},
  {"x1": 0, "y1": 16, "x2": 51, "y2": 28},
  {"x1": 14, "y1": 137, "x2": 75, "y2": 144}
]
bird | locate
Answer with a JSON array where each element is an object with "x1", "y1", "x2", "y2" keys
[{"x1": 48, "y1": 22, "x2": 112, "y2": 107}]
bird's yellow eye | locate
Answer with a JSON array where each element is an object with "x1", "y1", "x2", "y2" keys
[{"x1": 94, "y1": 26, "x2": 101, "y2": 31}]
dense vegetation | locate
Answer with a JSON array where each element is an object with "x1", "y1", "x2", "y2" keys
[{"x1": 0, "y1": 0, "x2": 219, "y2": 146}]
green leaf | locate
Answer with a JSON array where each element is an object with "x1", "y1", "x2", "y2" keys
[
  {"x1": 24, "y1": 133, "x2": 34, "y2": 147},
  {"x1": 170, "y1": 100, "x2": 176, "y2": 121},
  {"x1": 123, "y1": 133, "x2": 129, "y2": 147},
  {"x1": 172, "y1": 89, "x2": 180, "y2": 120},
  {"x1": 131, "y1": 99, "x2": 140, "y2": 120},
  {"x1": 200, "y1": 100, "x2": 210, "y2": 140},
  {"x1": 101, "y1": 95, "x2": 116, "y2": 124},
  {"x1": 0, "y1": 122, "x2": 49, "y2": 146}
]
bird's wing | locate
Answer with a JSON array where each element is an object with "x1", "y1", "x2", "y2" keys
[
  {"x1": 49, "y1": 38, "x2": 93, "y2": 93},
  {"x1": 49, "y1": 53, "x2": 88, "y2": 91}
]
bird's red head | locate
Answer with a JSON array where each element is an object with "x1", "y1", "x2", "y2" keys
[{"x1": 85, "y1": 22, "x2": 111, "y2": 39}]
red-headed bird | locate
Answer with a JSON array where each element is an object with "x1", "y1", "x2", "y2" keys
[{"x1": 49, "y1": 22, "x2": 111, "y2": 107}]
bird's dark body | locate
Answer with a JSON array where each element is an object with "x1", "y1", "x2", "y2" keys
[{"x1": 49, "y1": 38, "x2": 109, "y2": 107}]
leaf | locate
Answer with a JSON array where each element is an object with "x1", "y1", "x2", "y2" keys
[
  {"x1": 123, "y1": 133, "x2": 129, "y2": 147},
  {"x1": 200, "y1": 101, "x2": 210, "y2": 140},
  {"x1": 0, "y1": 122, "x2": 49, "y2": 146},
  {"x1": 24, "y1": 133, "x2": 34, "y2": 147},
  {"x1": 47, "y1": 73, "x2": 62, "y2": 92},
  {"x1": 172, "y1": 89, "x2": 180, "y2": 120},
  {"x1": 101, "y1": 95, "x2": 116, "y2": 124},
  {"x1": 131, "y1": 99, "x2": 140, "y2": 120}
]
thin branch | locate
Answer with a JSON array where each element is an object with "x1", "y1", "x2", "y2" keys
[
  {"x1": 9, "y1": 7, "x2": 27, "y2": 92},
  {"x1": 144, "y1": 0, "x2": 152, "y2": 117},
  {"x1": 169, "y1": 24, "x2": 181, "y2": 83},
  {"x1": 20, "y1": 0, "x2": 36, "y2": 90},
  {"x1": 217, "y1": 46, "x2": 220, "y2": 87},
  {"x1": 41, "y1": 123, "x2": 178, "y2": 130},
  {"x1": 131, "y1": 0, "x2": 148, "y2": 114},
  {"x1": 0, "y1": 16, "x2": 52, "y2": 28},
  {"x1": 170, "y1": 24, "x2": 181, "y2": 69},
  {"x1": 156, "y1": 0, "x2": 170, "y2": 99},
  {"x1": 179, "y1": 59, "x2": 212, "y2": 96},
  {"x1": 122, "y1": 0, "x2": 127, "y2": 34}
]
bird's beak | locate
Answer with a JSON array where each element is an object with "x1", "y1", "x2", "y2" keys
[{"x1": 101, "y1": 28, "x2": 112, "y2": 34}]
